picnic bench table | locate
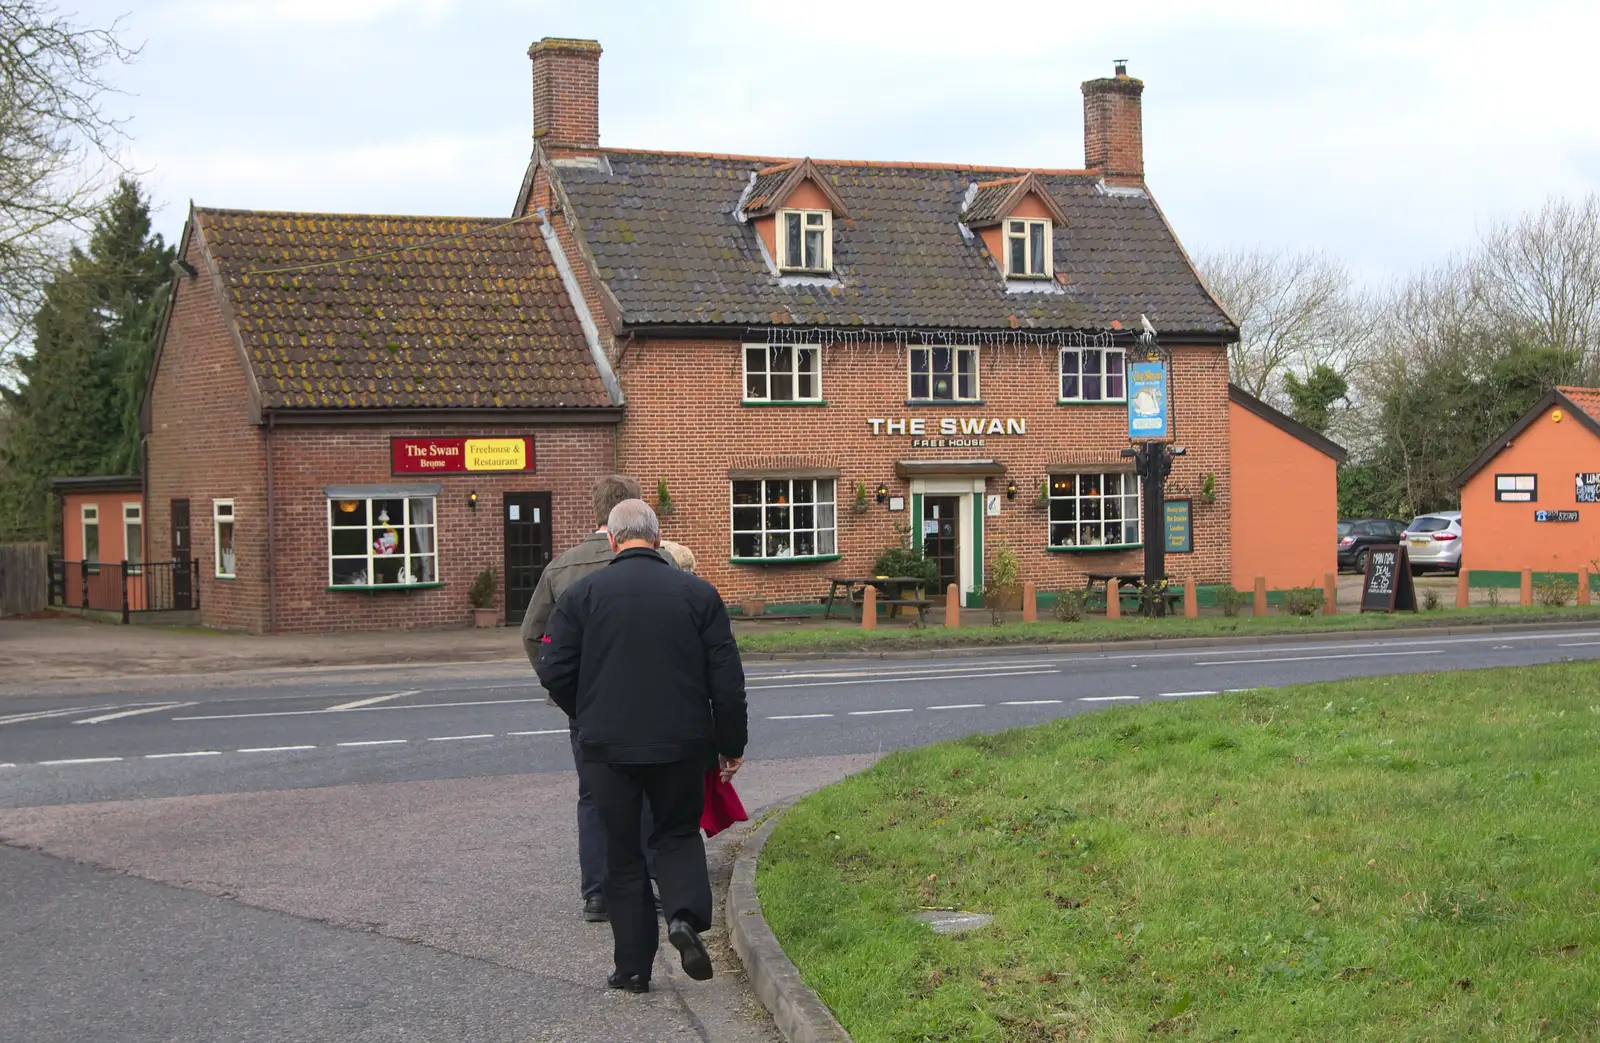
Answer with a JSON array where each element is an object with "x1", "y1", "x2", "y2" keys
[
  {"x1": 823, "y1": 576, "x2": 933, "y2": 624},
  {"x1": 1084, "y1": 572, "x2": 1185, "y2": 613}
]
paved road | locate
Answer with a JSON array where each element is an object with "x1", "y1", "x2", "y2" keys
[{"x1": 3, "y1": 624, "x2": 1598, "y2": 1042}]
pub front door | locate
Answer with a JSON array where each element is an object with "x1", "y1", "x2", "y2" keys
[
  {"x1": 503, "y1": 493, "x2": 552, "y2": 627},
  {"x1": 922, "y1": 495, "x2": 960, "y2": 594}
]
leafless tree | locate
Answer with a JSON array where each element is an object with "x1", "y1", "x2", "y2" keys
[
  {"x1": 1476, "y1": 193, "x2": 1600, "y2": 370},
  {"x1": 1197, "y1": 247, "x2": 1376, "y2": 406},
  {"x1": 0, "y1": 1, "x2": 136, "y2": 372}
]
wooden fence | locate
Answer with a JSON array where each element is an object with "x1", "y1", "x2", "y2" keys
[{"x1": 0, "y1": 543, "x2": 49, "y2": 616}]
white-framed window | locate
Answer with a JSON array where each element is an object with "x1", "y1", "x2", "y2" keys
[
  {"x1": 731, "y1": 478, "x2": 837, "y2": 560},
  {"x1": 213, "y1": 499, "x2": 236, "y2": 578},
  {"x1": 122, "y1": 502, "x2": 143, "y2": 574},
  {"x1": 909, "y1": 346, "x2": 979, "y2": 402},
  {"x1": 1060, "y1": 347, "x2": 1126, "y2": 402},
  {"x1": 328, "y1": 495, "x2": 437, "y2": 587},
  {"x1": 1049, "y1": 472, "x2": 1142, "y2": 548},
  {"x1": 744, "y1": 343, "x2": 822, "y2": 402},
  {"x1": 81, "y1": 504, "x2": 100, "y2": 570},
  {"x1": 1006, "y1": 218, "x2": 1051, "y2": 278},
  {"x1": 778, "y1": 208, "x2": 831, "y2": 272}
]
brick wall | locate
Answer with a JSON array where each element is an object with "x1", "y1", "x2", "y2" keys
[
  {"x1": 146, "y1": 234, "x2": 270, "y2": 631},
  {"x1": 616, "y1": 337, "x2": 1231, "y2": 605},
  {"x1": 266, "y1": 424, "x2": 613, "y2": 633}
]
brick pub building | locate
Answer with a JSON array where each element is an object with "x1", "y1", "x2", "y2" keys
[
  {"x1": 520, "y1": 40, "x2": 1265, "y2": 609},
  {"x1": 142, "y1": 37, "x2": 1343, "y2": 631},
  {"x1": 144, "y1": 209, "x2": 621, "y2": 632}
]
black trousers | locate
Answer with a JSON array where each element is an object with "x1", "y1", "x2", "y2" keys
[
  {"x1": 569, "y1": 722, "x2": 656, "y2": 899},
  {"x1": 579, "y1": 757, "x2": 712, "y2": 978}
]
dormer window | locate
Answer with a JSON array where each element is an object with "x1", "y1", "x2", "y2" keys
[
  {"x1": 780, "y1": 209, "x2": 831, "y2": 272},
  {"x1": 1007, "y1": 218, "x2": 1051, "y2": 278}
]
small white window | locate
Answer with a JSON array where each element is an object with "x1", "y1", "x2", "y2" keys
[
  {"x1": 1060, "y1": 347, "x2": 1126, "y2": 402},
  {"x1": 123, "y1": 503, "x2": 143, "y2": 574},
  {"x1": 1049, "y1": 473, "x2": 1142, "y2": 548},
  {"x1": 213, "y1": 499, "x2": 236, "y2": 578},
  {"x1": 743, "y1": 344, "x2": 822, "y2": 402},
  {"x1": 81, "y1": 504, "x2": 100, "y2": 569},
  {"x1": 909, "y1": 346, "x2": 979, "y2": 402},
  {"x1": 1006, "y1": 218, "x2": 1051, "y2": 278},
  {"x1": 778, "y1": 209, "x2": 831, "y2": 272},
  {"x1": 328, "y1": 495, "x2": 438, "y2": 587},
  {"x1": 731, "y1": 478, "x2": 837, "y2": 561}
]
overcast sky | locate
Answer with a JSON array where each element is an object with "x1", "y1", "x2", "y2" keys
[{"x1": 81, "y1": 0, "x2": 1599, "y2": 285}]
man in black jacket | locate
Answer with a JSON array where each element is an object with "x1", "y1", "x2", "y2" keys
[{"x1": 537, "y1": 498, "x2": 748, "y2": 993}]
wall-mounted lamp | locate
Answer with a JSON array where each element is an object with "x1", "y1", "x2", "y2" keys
[
  {"x1": 467, "y1": 490, "x2": 479, "y2": 512},
  {"x1": 875, "y1": 483, "x2": 888, "y2": 505},
  {"x1": 1005, "y1": 479, "x2": 1017, "y2": 500}
]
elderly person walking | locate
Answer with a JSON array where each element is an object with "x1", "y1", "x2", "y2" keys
[
  {"x1": 537, "y1": 499, "x2": 748, "y2": 993},
  {"x1": 522, "y1": 474, "x2": 676, "y2": 923}
]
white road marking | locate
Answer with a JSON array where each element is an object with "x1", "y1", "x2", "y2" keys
[
  {"x1": 326, "y1": 691, "x2": 418, "y2": 711},
  {"x1": 1198, "y1": 650, "x2": 1443, "y2": 666},
  {"x1": 1559, "y1": 641, "x2": 1600, "y2": 647},
  {"x1": 427, "y1": 733, "x2": 495, "y2": 742},
  {"x1": 1000, "y1": 699, "x2": 1062, "y2": 706},
  {"x1": 1079, "y1": 696, "x2": 1141, "y2": 702},
  {"x1": 768, "y1": 713, "x2": 834, "y2": 720},
  {"x1": 751, "y1": 668, "x2": 1058, "y2": 691},
  {"x1": 927, "y1": 703, "x2": 985, "y2": 710},
  {"x1": 175, "y1": 697, "x2": 545, "y2": 721},
  {"x1": 237, "y1": 745, "x2": 317, "y2": 753},
  {"x1": 1042, "y1": 628, "x2": 1600, "y2": 666},
  {"x1": 0, "y1": 706, "x2": 103, "y2": 726},
  {"x1": 506, "y1": 729, "x2": 568, "y2": 736},
  {"x1": 848, "y1": 708, "x2": 915, "y2": 716},
  {"x1": 144, "y1": 750, "x2": 221, "y2": 759},
  {"x1": 336, "y1": 739, "x2": 408, "y2": 747},
  {"x1": 753, "y1": 660, "x2": 1058, "y2": 681},
  {"x1": 0, "y1": 763, "x2": 16, "y2": 768},
  {"x1": 1159, "y1": 690, "x2": 1219, "y2": 698},
  {"x1": 39, "y1": 757, "x2": 123, "y2": 766},
  {"x1": 74, "y1": 702, "x2": 196, "y2": 724}
]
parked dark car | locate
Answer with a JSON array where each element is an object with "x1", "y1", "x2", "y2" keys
[{"x1": 1337, "y1": 518, "x2": 1408, "y2": 574}]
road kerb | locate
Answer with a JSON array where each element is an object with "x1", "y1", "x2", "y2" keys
[{"x1": 728, "y1": 808, "x2": 853, "y2": 1043}]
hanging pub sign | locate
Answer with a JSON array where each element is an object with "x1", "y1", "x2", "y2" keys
[
  {"x1": 1578, "y1": 473, "x2": 1600, "y2": 504},
  {"x1": 1163, "y1": 499, "x2": 1192, "y2": 554},
  {"x1": 391, "y1": 436, "x2": 535, "y2": 475},
  {"x1": 1360, "y1": 544, "x2": 1417, "y2": 613},
  {"x1": 1127, "y1": 360, "x2": 1170, "y2": 440}
]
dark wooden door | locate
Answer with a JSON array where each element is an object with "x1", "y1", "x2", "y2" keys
[
  {"x1": 922, "y1": 496, "x2": 960, "y2": 594},
  {"x1": 504, "y1": 493, "x2": 552, "y2": 627},
  {"x1": 170, "y1": 499, "x2": 192, "y2": 611}
]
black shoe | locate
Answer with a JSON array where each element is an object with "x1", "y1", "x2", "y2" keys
[
  {"x1": 606, "y1": 970, "x2": 649, "y2": 993},
  {"x1": 667, "y1": 917, "x2": 713, "y2": 981},
  {"x1": 583, "y1": 896, "x2": 608, "y2": 922}
]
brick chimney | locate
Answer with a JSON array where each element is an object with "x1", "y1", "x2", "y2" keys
[
  {"x1": 528, "y1": 37, "x2": 602, "y2": 150},
  {"x1": 1081, "y1": 60, "x2": 1144, "y2": 184}
]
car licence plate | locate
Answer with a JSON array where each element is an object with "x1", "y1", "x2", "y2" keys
[{"x1": 1410, "y1": 538, "x2": 1430, "y2": 547}]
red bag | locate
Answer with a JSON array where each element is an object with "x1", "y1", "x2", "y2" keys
[{"x1": 701, "y1": 769, "x2": 748, "y2": 838}]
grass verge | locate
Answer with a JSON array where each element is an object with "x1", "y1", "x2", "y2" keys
[
  {"x1": 736, "y1": 605, "x2": 1600, "y2": 654},
  {"x1": 757, "y1": 664, "x2": 1600, "y2": 1041}
]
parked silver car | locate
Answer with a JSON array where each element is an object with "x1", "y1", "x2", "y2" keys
[{"x1": 1402, "y1": 511, "x2": 1462, "y2": 574}]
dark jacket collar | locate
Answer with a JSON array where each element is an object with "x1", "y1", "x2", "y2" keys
[{"x1": 611, "y1": 545, "x2": 670, "y2": 565}]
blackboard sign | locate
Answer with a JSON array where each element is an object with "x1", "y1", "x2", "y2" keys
[
  {"x1": 1360, "y1": 544, "x2": 1417, "y2": 613},
  {"x1": 1163, "y1": 499, "x2": 1192, "y2": 554}
]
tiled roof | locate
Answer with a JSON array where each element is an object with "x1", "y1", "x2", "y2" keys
[
  {"x1": 1558, "y1": 385, "x2": 1600, "y2": 421},
  {"x1": 553, "y1": 150, "x2": 1234, "y2": 337},
  {"x1": 744, "y1": 165, "x2": 796, "y2": 215},
  {"x1": 193, "y1": 208, "x2": 613, "y2": 412},
  {"x1": 959, "y1": 178, "x2": 1023, "y2": 227}
]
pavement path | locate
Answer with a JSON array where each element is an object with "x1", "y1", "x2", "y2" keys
[{"x1": 3, "y1": 624, "x2": 1597, "y2": 1041}]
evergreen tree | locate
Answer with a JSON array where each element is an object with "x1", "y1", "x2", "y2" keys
[
  {"x1": 1282, "y1": 363, "x2": 1348, "y2": 434},
  {"x1": 0, "y1": 179, "x2": 173, "y2": 542}
]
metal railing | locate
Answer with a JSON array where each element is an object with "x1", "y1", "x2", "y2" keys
[{"x1": 48, "y1": 558, "x2": 202, "y2": 623}]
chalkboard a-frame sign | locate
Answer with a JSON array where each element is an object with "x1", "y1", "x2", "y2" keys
[{"x1": 1360, "y1": 544, "x2": 1418, "y2": 613}]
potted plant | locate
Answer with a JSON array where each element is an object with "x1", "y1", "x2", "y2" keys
[
  {"x1": 852, "y1": 481, "x2": 870, "y2": 515},
  {"x1": 740, "y1": 595, "x2": 766, "y2": 618},
  {"x1": 1034, "y1": 479, "x2": 1050, "y2": 508},
  {"x1": 468, "y1": 567, "x2": 497, "y2": 627},
  {"x1": 656, "y1": 478, "x2": 676, "y2": 516},
  {"x1": 984, "y1": 546, "x2": 1022, "y2": 613},
  {"x1": 1200, "y1": 473, "x2": 1217, "y2": 504}
]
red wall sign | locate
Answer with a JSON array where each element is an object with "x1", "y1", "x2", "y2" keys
[{"x1": 391, "y1": 436, "x2": 536, "y2": 475}]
